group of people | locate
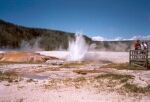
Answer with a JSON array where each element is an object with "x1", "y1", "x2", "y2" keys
[{"x1": 134, "y1": 40, "x2": 148, "y2": 50}]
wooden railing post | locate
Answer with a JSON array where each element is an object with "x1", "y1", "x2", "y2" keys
[
  {"x1": 129, "y1": 50, "x2": 131, "y2": 65},
  {"x1": 146, "y1": 49, "x2": 148, "y2": 68}
]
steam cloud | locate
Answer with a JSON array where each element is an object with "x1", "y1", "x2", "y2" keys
[
  {"x1": 20, "y1": 37, "x2": 43, "y2": 51},
  {"x1": 67, "y1": 33, "x2": 89, "y2": 61},
  {"x1": 92, "y1": 35, "x2": 150, "y2": 41}
]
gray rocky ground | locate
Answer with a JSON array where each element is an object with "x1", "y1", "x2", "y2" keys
[{"x1": 0, "y1": 51, "x2": 150, "y2": 102}]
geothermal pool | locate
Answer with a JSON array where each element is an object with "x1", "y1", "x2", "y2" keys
[
  {"x1": 37, "y1": 34, "x2": 129, "y2": 63},
  {"x1": 0, "y1": 50, "x2": 129, "y2": 63},
  {"x1": 37, "y1": 51, "x2": 129, "y2": 63}
]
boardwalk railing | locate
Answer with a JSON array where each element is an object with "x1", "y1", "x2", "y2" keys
[{"x1": 129, "y1": 49, "x2": 149, "y2": 68}]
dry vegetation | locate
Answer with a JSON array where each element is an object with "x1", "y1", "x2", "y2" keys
[
  {"x1": 95, "y1": 73, "x2": 133, "y2": 82},
  {"x1": 61, "y1": 61, "x2": 89, "y2": 68},
  {"x1": 43, "y1": 72, "x2": 150, "y2": 94},
  {"x1": 123, "y1": 83, "x2": 150, "y2": 93},
  {"x1": 0, "y1": 71, "x2": 20, "y2": 82},
  {"x1": 93, "y1": 74, "x2": 132, "y2": 91},
  {"x1": 44, "y1": 77, "x2": 88, "y2": 90},
  {"x1": 94, "y1": 74, "x2": 150, "y2": 93},
  {"x1": 73, "y1": 69, "x2": 103, "y2": 75},
  {"x1": 27, "y1": 66, "x2": 150, "y2": 95},
  {"x1": 101, "y1": 63, "x2": 146, "y2": 70}
]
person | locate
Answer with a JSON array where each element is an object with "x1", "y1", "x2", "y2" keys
[
  {"x1": 134, "y1": 40, "x2": 141, "y2": 50},
  {"x1": 141, "y1": 42, "x2": 144, "y2": 50},
  {"x1": 140, "y1": 41, "x2": 148, "y2": 54},
  {"x1": 141, "y1": 41, "x2": 148, "y2": 50},
  {"x1": 143, "y1": 42, "x2": 147, "y2": 50}
]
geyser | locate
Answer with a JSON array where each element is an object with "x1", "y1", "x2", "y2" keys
[{"x1": 67, "y1": 33, "x2": 89, "y2": 61}]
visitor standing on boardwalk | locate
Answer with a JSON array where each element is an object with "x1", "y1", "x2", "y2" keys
[{"x1": 134, "y1": 40, "x2": 141, "y2": 50}]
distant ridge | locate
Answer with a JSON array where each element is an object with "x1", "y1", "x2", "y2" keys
[
  {"x1": 0, "y1": 19, "x2": 91, "y2": 50},
  {"x1": 1, "y1": 19, "x2": 147, "y2": 51}
]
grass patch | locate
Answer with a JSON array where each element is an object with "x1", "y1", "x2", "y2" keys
[
  {"x1": 98, "y1": 60, "x2": 113, "y2": 64},
  {"x1": 124, "y1": 83, "x2": 150, "y2": 93},
  {"x1": 95, "y1": 73, "x2": 133, "y2": 83},
  {"x1": 95, "y1": 74, "x2": 150, "y2": 93},
  {"x1": 73, "y1": 77, "x2": 86, "y2": 82},
  {"x1": 73, "y1": 70, "x2": 87, "y2": 75},
  {"x1": 101, "y1": 63, "x2": 145, "y2": 70},
  {"x1": 73, "y1": 69, "x2": 103, "y2": 75},
  {"x1": 26, "y1": 79, "x2": 34, "y2": 83},
  {"x1": 61, "y1": 62, "x2": 87, "y2": 68},
  {"x1": 0, "y1": 71, "x2": 19, "y2": 82}
]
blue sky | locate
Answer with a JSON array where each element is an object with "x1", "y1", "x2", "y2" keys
[{"x1": 0, "y1": 0, "x2": 150, "y2": 40}]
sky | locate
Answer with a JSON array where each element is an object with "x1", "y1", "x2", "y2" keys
[{"x1": 0, "y1": 0, "x2": 150, "y2": 40}]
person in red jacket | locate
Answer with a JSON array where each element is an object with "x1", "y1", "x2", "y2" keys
[{"x1": 134, "y1": 40, "x2": 141, "y2": 50}]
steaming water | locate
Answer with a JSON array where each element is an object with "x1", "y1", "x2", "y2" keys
[{"x1": 67, "y1": 34, "x2": 89, "y2": 61}]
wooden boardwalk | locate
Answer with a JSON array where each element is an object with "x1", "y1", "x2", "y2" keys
[{"x1": 129, "y1": 49, "x2": 149, "y2": 69}]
